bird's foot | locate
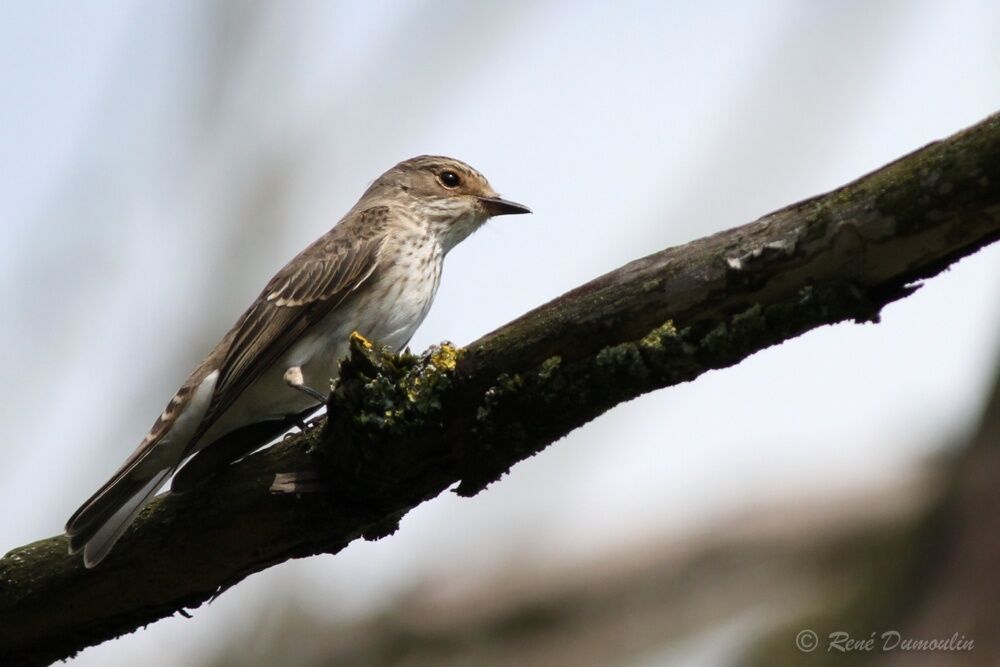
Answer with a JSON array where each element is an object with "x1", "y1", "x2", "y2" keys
[{"x1": 283, "y1": 366, "x2": 328, "y2": 404}]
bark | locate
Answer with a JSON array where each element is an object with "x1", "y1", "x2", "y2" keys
[{"x1": 2, "y1": 111, "x2": 1000, "y2": 666}]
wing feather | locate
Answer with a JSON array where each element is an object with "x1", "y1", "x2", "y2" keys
[{"x1": 191, "y1": 206, "x2": 391, "y2": 445}]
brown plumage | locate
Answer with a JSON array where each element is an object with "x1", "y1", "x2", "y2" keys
[{"x1": 66, "y1": 155, "x2": 530, "y2": 567}]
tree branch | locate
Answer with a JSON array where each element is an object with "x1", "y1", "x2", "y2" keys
[{"x1": 3, "y1": 111, "x2": 1000, "y2": 666}]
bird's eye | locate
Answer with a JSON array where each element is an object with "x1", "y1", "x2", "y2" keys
[{"x1": 438, "y1": 171, "x2": 461, "y2": 188}]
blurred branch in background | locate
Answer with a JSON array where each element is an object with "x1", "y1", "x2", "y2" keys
[
  {"x1": 878, "y1": 337, "x2": 1000, "y2": 666},
  {"x1": 746, "y1": 327, "x2": 1000, "y2": 667},
  {"x1": 2, "y1": 111, "x2": 999, "y2": 667},
  {"x1": 203, "y1": 478, "x2": 933, "y2": 667}
]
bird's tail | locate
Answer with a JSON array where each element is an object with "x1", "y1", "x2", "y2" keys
[{"x1": 65, "y1": 454, "x2": 175, "y2": 568}]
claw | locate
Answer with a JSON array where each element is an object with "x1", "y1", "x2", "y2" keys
[{"x1": 283, "y1": 366, "x2": 327, "y2": 403}]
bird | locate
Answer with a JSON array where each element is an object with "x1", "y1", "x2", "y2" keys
[{"x1": 65, "y1": 155, "x2": 530, "y2": 567}]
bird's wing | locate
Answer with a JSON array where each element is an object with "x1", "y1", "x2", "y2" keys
[
  {"x1": 67, "y1": 205, "x2": 391, "y2": 557},
  {"x1": 190, "y1": 205, "x2": 391, "y2": 447}
]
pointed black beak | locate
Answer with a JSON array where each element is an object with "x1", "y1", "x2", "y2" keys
[{"x1": 478, "y1": 196, "x2": 532, "y2": 216}]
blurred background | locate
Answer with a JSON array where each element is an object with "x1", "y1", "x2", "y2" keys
[{"x1": 3, "y1": 1, "x2": 1000, "y2": 665}]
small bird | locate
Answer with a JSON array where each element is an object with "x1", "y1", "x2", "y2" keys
[{"x1": 66, "y1": 155, "x2": 530, "y2": 567}]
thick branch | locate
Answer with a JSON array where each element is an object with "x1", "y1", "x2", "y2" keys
[{"x1": 3, "y1": 112, "x2": 1000, "y2": 666}]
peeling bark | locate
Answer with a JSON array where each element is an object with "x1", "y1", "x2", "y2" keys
[{"x1": 2, "y1": 112, "x2": 1000, "y2": 666}]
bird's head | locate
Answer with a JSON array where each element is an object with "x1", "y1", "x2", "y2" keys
[{"x1": 362, "y1": 155, "x2": 530, "y2": 251}]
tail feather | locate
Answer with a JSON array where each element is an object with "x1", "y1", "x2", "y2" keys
[
  {"x1": 66, "y1": 453, "x2": 174, "y2": 566},
  {"x1": 80, "y1": 469, "x2": 171, "y2": 568},
  {"x1": 67, "y1": 367, "x2": 221, "y2": 566}
]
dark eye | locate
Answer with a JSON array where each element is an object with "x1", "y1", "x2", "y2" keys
[{"x1": 438, "y1": 170, "x2": 461, "y2": 188}]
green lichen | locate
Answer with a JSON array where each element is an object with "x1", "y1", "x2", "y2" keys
[
  {"x1": 800, "y1": 203, "x2": 834, "y2": 245},
  {"x1": 322, "y1": 336, "x2": 464, "y2": 447},
  {"x1": 639, "y1": 319, "x2": 678, "y2": 348},
  {"x1": 321, "y1": 271, "x2": 913, "y2": 499},
  {"x1": 402, "y1": 342, "x2": 461, "y2": 406},
  {"x1": 641, "y1": 278, "x2": 663, "y2": 292},
  {"x1": 349, "y1": 330, "x2": 374, "y2": 352},
  {"x1": 871, "y1": 115, "x2": 1000, "y2": 235},
  {"x1": 594, "y1": 341, "x2": 647, "y2": 378},
  {"x1": 429, "y1": 342, "x2": 460, "y2": 371},
  {"x1": 537, "y1": 355, "x2": 562, "y2": 380}
]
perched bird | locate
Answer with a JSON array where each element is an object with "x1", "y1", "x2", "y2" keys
[{"x1": 66, "y1": 155, "x2": 530, "y2": 567}]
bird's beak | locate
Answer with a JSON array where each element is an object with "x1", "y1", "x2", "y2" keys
[{"x1": 478, "y1": 196, "x2": 532, "y2": 216}]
